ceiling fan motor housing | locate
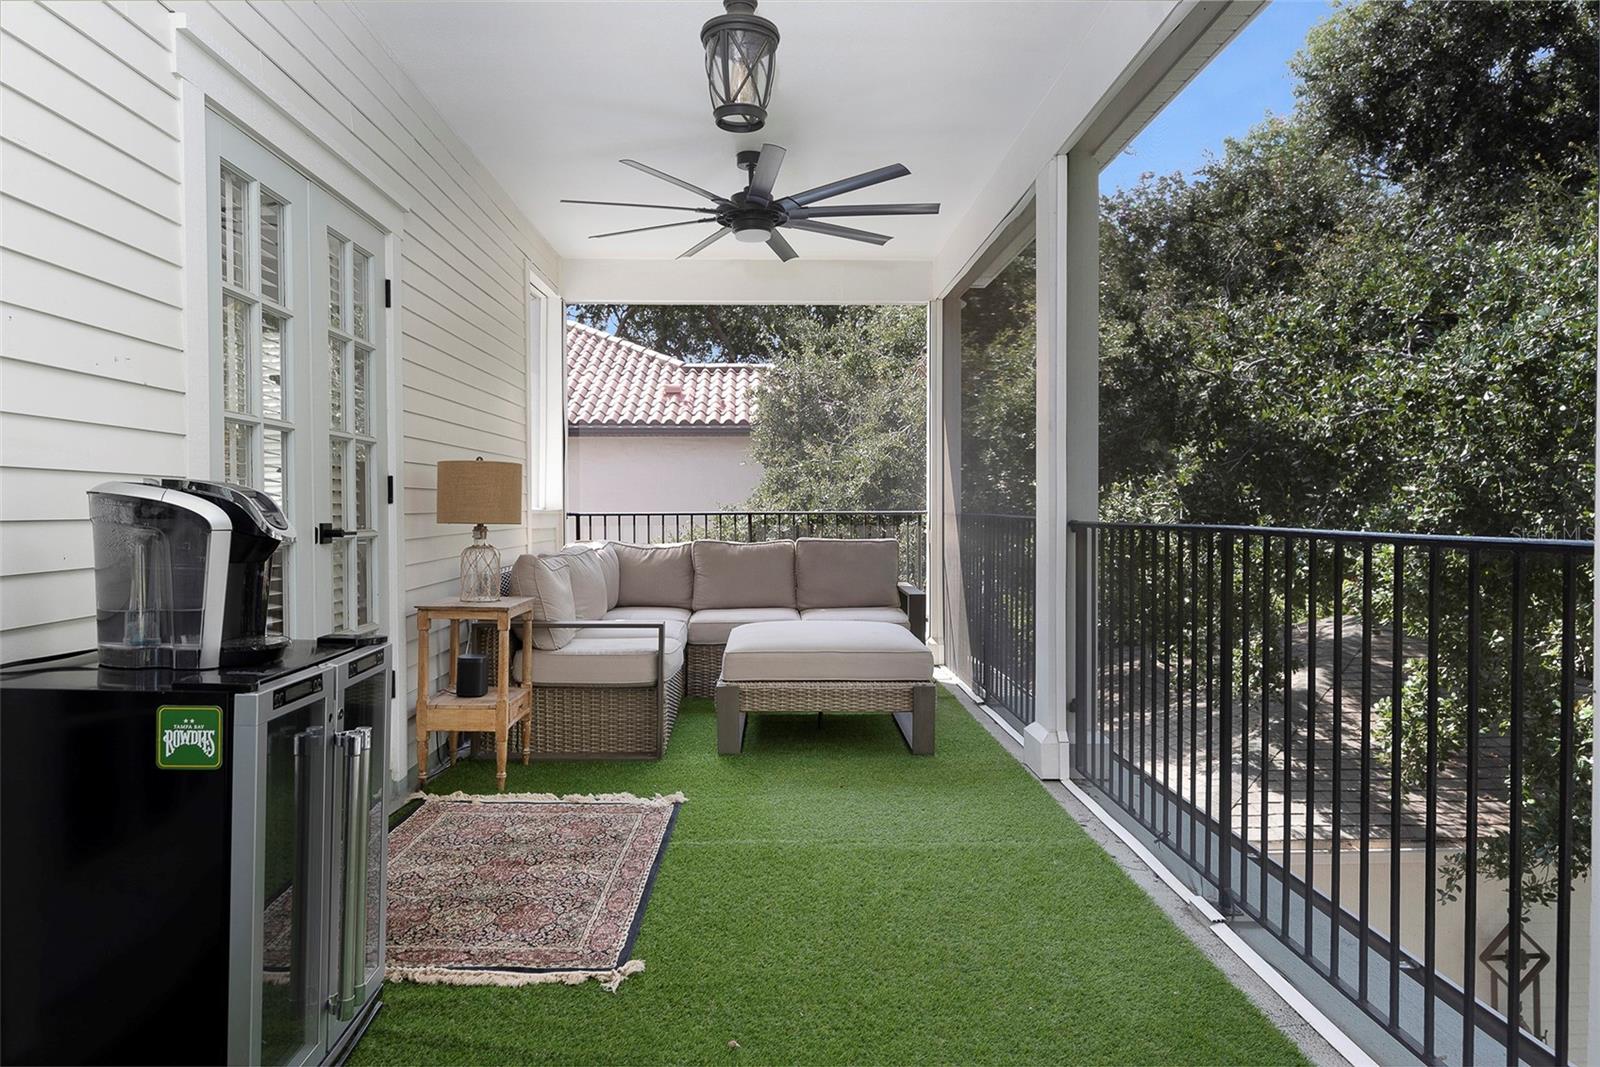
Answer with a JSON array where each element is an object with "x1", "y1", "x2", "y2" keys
[{"x1": 730, "y1": 215, "x2": 775, "y2": 243}]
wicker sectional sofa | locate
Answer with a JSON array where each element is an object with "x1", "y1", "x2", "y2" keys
[{"x1": 507, "y1": 537, "x2": 925, "y2": 760}]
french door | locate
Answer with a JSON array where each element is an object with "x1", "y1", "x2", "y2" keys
[{"x1": 209, "y1": 113, "x2": 388, "y2": 638}]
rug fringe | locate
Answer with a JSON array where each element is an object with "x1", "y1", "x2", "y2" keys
[
  {"x1": 387, "y1": 959, "x2": 645, "y2": 993},
  {"x1": 408, "y1": 789, "x2": 686, "y2": 807}
]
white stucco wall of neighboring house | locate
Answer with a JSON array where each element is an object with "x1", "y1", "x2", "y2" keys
[{"x1": 566, "y1": 433, "x2": 763, "y2": 516}]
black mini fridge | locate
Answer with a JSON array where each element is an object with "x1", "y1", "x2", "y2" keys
[{"x1": 0, "y1": 641, "x2": 390, "y2": 1065}]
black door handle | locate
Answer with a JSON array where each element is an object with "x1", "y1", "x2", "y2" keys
[{"x1": 316, "y1": 522, "x2": 349, "y2": 544}]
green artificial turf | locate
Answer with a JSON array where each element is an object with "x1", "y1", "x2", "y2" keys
[{"x1": 351, "y1": 689, "x2": 1308, "y2": 1066}]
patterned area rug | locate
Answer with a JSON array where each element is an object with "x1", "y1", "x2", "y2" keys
[{"x1": 386, "y1": 791, "x2": 682, "y2": 990}]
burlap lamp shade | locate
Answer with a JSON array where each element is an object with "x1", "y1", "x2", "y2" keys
[{"x1": 436, "y1": 458, "x2": 522, "y2": 600}]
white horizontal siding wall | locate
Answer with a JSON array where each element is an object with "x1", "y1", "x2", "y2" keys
[
  {"x1": 0, "y1": 0, "x2": 558, "y2": 785},
  {"x1": 0, "y1": 0, "x2": 187, "y2": 660}
]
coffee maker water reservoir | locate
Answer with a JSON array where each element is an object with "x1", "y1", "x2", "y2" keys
[{"x1": 88, "y1": 479, "x2": 293, "y2": 669}]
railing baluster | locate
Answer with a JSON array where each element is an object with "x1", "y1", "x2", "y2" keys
[
  {"x1": 1423, "y1": 546, "x2": 1439, "y2": 1060},
  {"x1": 1330, "y1": 540, "x2": 1343, "y2": 985},
  {"x1": 1554, "y1": 549, "x2": 1575, "y2": 1066},
  {"x1": 1241, "y1": 535, "x2": 1252, "y2": 913},
  {"x1": 1506, "y1": 552, "x2": 1524, "y2": 1067},
  {"x1": 1463, "y1": 547, "x2": 1479, "y2": 1063},
  {"x1": 1360, "y1": 541, "x2": 1373, "y2": 1006},
  {"x1": 1305, "y1": 536, "x2": 1317, "y2": 957},
  {"x1": 1192, "y1": 528, "x2": 1201, "y2": 861},
  {"x1": 1205, "y1": 532, "x2": 1215, "y2": 879},
  {"x1": 1282, "y1": 535, "x2": 1294, "y2": 937},
  {"x1": 1218, "y1": 533, "x2": 1234, "y2": 912},
  {"x1": 1261, "y1": 536, "x2": 1271, "y2": 916},
  {"x1": 1389, "y1": 544, "x2": 1403, "y2": 1029}
]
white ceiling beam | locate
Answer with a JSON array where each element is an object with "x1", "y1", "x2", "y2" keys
[{"x1": 559, "y1": 258, "x2": 935, "y2": 305}]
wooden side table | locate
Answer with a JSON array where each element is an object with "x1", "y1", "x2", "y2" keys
[{"x1": 416, "y1": 595, "x2": 536, "y2": 792}]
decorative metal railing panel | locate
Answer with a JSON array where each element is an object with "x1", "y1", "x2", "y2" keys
[
  {"x1": 1070, "y1": 521, "x2": 1591, "y2": 1067},
  {"x1": 568, "y1": 511, "x2": 928, "y2": 586}
]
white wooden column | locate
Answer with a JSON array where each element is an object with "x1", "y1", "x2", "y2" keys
[{"x1": 1024, "y1": 147, "x2": 1098, "y2": 780}]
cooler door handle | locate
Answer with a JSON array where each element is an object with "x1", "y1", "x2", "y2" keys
[{"x1": 334, "y1": 727, "x2": 371, "y2": 1021}]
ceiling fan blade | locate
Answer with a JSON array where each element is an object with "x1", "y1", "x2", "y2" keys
[
  {"x1": 786, "y1": 203, "x2": 940, "y2": 218},
  {"x1": 679, "y1": 226, "x2": 732, "y2": 258},
  {"x1": 767, "y1": 230, "x2": 799, "y2": 262},
  {"x1": 619, "y1": 159, "x2": 728, "y2": 204},
  {"x1": 746, "y1": 143, "x2": 787, "y2": 206},
  {"x1": 779, "y1": 163, "x2": 911, "y2": 208},
  {"x1": 784, "y1": 219, "x2": 892, "y2": 245},
  {"x1": 589, "y1": 218, "x2": 718, "y2": 239},
  {"x1": 562, "y1": 199, "x2": 718, "y2": 213}
]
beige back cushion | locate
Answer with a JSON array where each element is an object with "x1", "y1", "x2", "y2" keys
[
  {"x1": 613, "y1": 541, "x2": 694, "y2": 609},
  {"x1": 794, "y1": 537, "x2": 901, "y2": 610},
  {"x1": 557, "y1": 547, "x2": 609, "y2": 620},
  {"x1": 566, "y1": 541, "x2": 620, "y2": 608},
  {"x1": 691, "y1": 540, "x2": 796, "y2": 610},
  {"x1": 509, "y1": 553, "x2": 577, "y2": 649}
]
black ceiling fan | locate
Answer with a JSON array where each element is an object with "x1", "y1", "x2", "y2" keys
[{"x1": 563, "y1": 143, "x2": 939, "y2": 261}]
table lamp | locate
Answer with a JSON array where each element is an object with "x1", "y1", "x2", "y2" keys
[{"x1": 435, "y1": 457, "x2": 522, "y2": 601}]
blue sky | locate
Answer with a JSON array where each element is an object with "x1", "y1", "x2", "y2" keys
[{"x1": 1100, "y1": 1, "x2": 1336, "y2": 194}]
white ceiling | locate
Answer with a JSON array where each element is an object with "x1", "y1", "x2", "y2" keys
[{"x1": 359, "y1": 1, "x2": 1114, "y2": 263}]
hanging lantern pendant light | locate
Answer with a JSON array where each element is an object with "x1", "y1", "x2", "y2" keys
[{"x1": 701, "y1": 0, "x2": 779, "y2": 133}]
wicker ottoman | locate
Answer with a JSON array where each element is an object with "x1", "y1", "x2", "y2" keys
[{"x1": 715, "y1": 620, "x2": 936, "y2": 755}]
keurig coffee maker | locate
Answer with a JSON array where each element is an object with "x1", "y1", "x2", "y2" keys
[{"x1": 88, "y1": 478, "x2": 294, "y2": 669}]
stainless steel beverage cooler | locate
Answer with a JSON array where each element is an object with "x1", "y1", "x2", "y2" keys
[{"x1": 0, "y1": 641, "x2": 391, "y2": 1065}]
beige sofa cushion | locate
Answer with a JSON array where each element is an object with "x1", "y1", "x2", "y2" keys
[
  {"x1": 603, "y1": 605, "x2": 691, "y2": 624},
  {"x1": 509, "y1": 553, "x2": 577, "y2": 649},
  {"x1": 800, "y1": 606, "x2": 910, "y2": 629},
  {"x1": 586, "y1": 609, "x2": 690, "y2": 645},
  {"x1": 687, "y1": 607, "x2": 800, "y2": 644},
  {"x1": 691, "y1": 540, "x2": 796, "y2": 609},
  {"x1": 566, "y1": 541, "x2": 620, "y2": 608},
  {"x1": 614, "y1": 542, "x2": 694, "y2": 609},
  {"x1": 794, "y1": 537, "x2": 901, "y2": 610},
  {"x1": 720, "y1": 620, "x2": 932, "y2": 682},
  {"x1": 557, "y1": 547, "x2": 609, "y2": 620},
  {"x1": 515, "y1": 633, "x2": 685, "y2": 687}
]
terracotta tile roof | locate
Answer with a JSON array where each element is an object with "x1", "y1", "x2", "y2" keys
[{"x1": 566, "y1": 321, "x2": 766, "y2": 430}]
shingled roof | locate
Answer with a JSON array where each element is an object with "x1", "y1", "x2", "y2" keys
[{"x1": 566, "y1": 321, "x2": 766, "y2": 431}]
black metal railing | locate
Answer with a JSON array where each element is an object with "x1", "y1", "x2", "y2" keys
[
  {"x1": 568, "y1": 510, "x2": 928, "y2": 586},
  {"x1": 958, "y1": 512, "x2": 1037, "y2": 728},
  {"x1": 1070, "y1": 521, "x2": 1592, "y2": 1067}
]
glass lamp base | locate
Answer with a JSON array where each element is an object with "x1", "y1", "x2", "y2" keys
[{"x1": 459, "y1": 528, "x2": 502, "y2": 602}]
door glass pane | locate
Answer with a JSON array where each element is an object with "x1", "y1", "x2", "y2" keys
[
  {"x1": 353, "y1": 442, "x2": 369, "y2": 531},
  {"x1": 222, "y1": 297, "x2": 249, "y2": 414},
  {"x1": 332, "y1": 544, "x2": 347, "y2": 632},
  {"x1": 355, "y1": 539, "x2": 371, "y2": 628},
  {"x1": 260, "y1": 195, "x2": 284, "y2": 304},
  {"x1": 261, "y1": 313, "x2": 285, "y2": 419},
  {"x1": 329, "y1": 337, "x2": 345, "y2": 429},
  {"x1": 223, "y1": 420, "x2": 251, "y2": 485},
  {"x1": 352, "y1": 350, "x2": 369, "y2": 435},
  {"x1": 258, "y1": 706, "x2": 318, "y2": 1065},
  {"x1": 221, "y1": 167, "x2": 248, "y2": 288},
  {"x1": 352, "y1": 252, "x2": 370, "y2": 340},
  {"x1": 327, "y1": 233, "x2": 344, "y2": 331},
  {"x1": 329, "y1": 437, "x2": 345, "y2": 528},
  {"x1": 263, "y1": 428, "x2": 287, "y2": 507}
]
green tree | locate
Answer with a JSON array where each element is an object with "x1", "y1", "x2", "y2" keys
[
  {"x1": 743, "y1": 306, "x2": 927, "y2": 511},
  {"x1": 1097, "y1": 0, "x2": 1597, "y2": 913}
]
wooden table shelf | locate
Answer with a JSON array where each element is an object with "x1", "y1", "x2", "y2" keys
[{"x1": 416, "y1": 595, "x2": 536, "y2": 791}]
